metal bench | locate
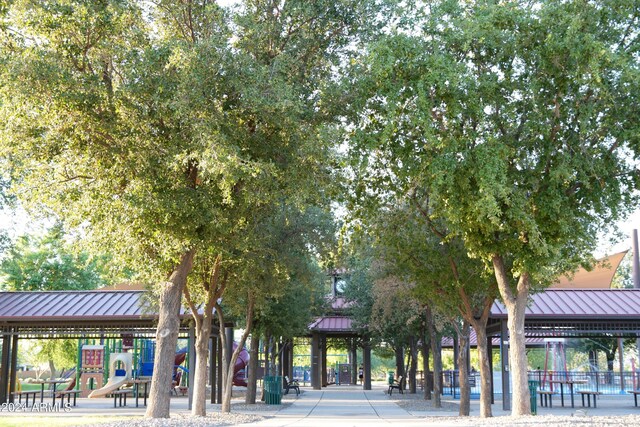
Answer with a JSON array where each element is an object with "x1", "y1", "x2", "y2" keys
[
  {"x1": 112, "y1": 388, "x2": 133, "y2": 407},
  {"x1": 629, "y1": 390, "x2": 640, "y2": 407},
  {"x1": 538, "y1": 390, "x2": 556, "y2": 407},
  {"x1": 11, "y1": 390, "x2": 41, "y2": 406},
  {"x1": 578, "y1": 390, "x2": 601, "y2": 408},
  {"x1": 388, "y1": 376, "x2": 405, "y2": 396},
  {"x1": 57, "y1": 389, "x2": 81, "y2": 406},
  {"x1": 284, "y1": 376, "x2": 300, "y2": 396}
]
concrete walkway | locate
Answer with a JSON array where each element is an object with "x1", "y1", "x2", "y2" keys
[
  {"x1": 240, "y1": 383, "x2": 640, "y2": 427},
  {"x1": 246, "y1": 386, "x2": 423, "y2": 427},
  {"x1": 4, "y1": 382, "x2": 640, "y2": 426}
]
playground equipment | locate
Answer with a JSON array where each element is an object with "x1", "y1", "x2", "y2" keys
[
  {"x1": 74, "y1": 337, "x2": 250, "y2": 398},
  {"x1": 79, "y1": 345, "x2": 104, "y2": 397},
  {"x1": 233, "y1": 342, "x2": 250, "y2": 387},
  {"x1": 88, "y1": 352, "x2": 133, "y2": 398}
]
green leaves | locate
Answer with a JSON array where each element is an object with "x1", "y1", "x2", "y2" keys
[
  {"x1": 347, "y1": 0, "x2": 640, "y2": 292},
  {"x1": 0, "y1": 224, "x2": 115, "y2": 291}
]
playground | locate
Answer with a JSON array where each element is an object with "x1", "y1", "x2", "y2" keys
[{"x1": 0, "y1": 290, "x2": 250, "y2": 412}]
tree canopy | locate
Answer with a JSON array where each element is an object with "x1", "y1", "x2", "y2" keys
[{"x1": 344, "y1": 0, "x2": 640, "y2": 415}]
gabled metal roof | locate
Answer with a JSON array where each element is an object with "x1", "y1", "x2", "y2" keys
[
  {"x1": 0, "y1": 290, "x2": 198, "y2": 337},
  {"x1": 490, "y1": 289, "x2": 640, "y2": 318},
  {"x1": 308, "y1": 316, "x2": 353, "y2": 332},
  {"x1": 0, "y1": 290, "x2": 158, "y2": 322}
]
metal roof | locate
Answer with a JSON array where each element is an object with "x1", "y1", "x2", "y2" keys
[
  {"x1": 488, "y1": 289, "x2": 640, "y2": 338},
  {"x1": 0, "y1": 291, "x2": 154, "y2": 321},
  {"x1": 490, "y1": 289, "x2": 640, "y2": 318},
  {"x1": 308, "y1": 316, "x2": 353, "y2": 332},
  {"x1": 0, "y1": 290, "x2": 192, "y2": 337}
]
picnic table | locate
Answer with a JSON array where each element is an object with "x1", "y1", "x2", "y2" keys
[
  {"x1": 549, "y1": 379, "x2": 588, "y2": 408},
  {"x1": 33, "y1": 378, "x2": 71, "y2": 405}
]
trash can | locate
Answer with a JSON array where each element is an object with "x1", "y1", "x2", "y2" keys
[
  {"x1": 388, "y1": 371, "x2": 395, "y2": 385},
  {"x1": 264, "y1": 376, "x2": 282, "y2": 405},
  {"x1": 528, "y1": 380, "x2": 539, "y2": 415}
]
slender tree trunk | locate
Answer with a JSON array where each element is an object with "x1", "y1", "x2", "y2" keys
[
  {"x1": 409, "y1": 338, "x2": 417, "y2": 394},
  {"x1": 246, "y1": 334, "x2": 260, "y2": 404},
  {"x1": 184, "y1": 254, "x2": 226, "y2": 417},
  {"x1": 48, "y1": 360, "x2": 56, "y2": 380},
  {"x1": 472, "y1": 319, "x2": 493, "y2": 417},
  {"x1": 588, "y1": 350, "x2": 598, "y2": 371},
  {"x1": 457, "y1": 321, "x2": 471, "y2": 416},
  {"x1": 421, "y1": 335, "x2": 432, "y2": 400},
  {"x1": 146, "y1": 249, "x2": 195, "y2": 418},
  {"x1": 394, "y1": 345, "x2": 405, "y2": 380},
  {"x1": 459, "y1": 291, "x2": 495, "y2": 418},
  {"x1": 217, "y1": 295, "x2": 254, "y2": 413},
  {"x1": 426, "y1": 305, "x2": 442, "y2": 408},
  {"x1": 191, "y1": 317, "x2": 211, "y2": 416},
  {"x1": 493, "y1": 255, "x2": 531, "y2": 416}
]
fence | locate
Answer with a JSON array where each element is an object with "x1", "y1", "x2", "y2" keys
[
  {"x1": 420, "y1": 369, "x2": 640, "y2": 398},
  {"x1": 528, "y1": 370, "x2": 640, "y2": 395}
]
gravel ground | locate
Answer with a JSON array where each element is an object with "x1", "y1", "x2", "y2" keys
[
  {"x1": 390, "y1": 393, "x2": 640, "y2": 426},
  {"x1": 87, "y1": 393, "x2": 297, "y2": 427},
  {"x1": 418, "y1": 414, "x2": 640, "y2": 426},
  {"x1": 84, "y1": 412, "x2": 264, "y2": 427}
]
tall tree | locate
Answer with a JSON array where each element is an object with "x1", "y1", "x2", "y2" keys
[
  {"x1": 346, "y1": 0, "x2": 640, "y2": 415},
  {"x1": 1, "y1": 0, "x2": 380, "y2": 417}
]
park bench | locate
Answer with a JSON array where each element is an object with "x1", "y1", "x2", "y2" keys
[
  {"x1": 629, "y1": 389, "x2": 640, "y2": 407},
  {"x1": 284, "y1": 376, "x2": 300, "y2": 396},
  {"x1": 578, "y1": 390, "x2": 601, "y2": 408},
  {"x1": 57, "y1": 389, "x2": 81, "y2": 406},
  {"x1": 537, "y1": 390, "x2": 556, "y2": 407},
  {"x1": 112, "y1": 388, "x2": 133, "y2": 408},
  {"x1": 388, "y1": 376, "x2": 405, "y2": 396},
  {"x1": 11, "y1": 390, "x2": 41, "y2": 406}
]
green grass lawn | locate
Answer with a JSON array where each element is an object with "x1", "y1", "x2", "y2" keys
[{"x1": 0, "y1": 416, "x2": 141, "y2": 427}]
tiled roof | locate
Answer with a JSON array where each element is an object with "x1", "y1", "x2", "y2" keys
[{"x1": 491, "y1": 289, "x2": 640, "y2": 318}]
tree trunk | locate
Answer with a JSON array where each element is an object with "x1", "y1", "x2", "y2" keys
[
  {"x1": 588, "y1": 350, "x2": 598, "y2": 371},
  {"x1": 409, "y1": 338, "x2": 417, "y2": 394},
  {"x1": 421, "y1": 335, "x2": 431, "y2": 400},
  {"x1": 246, "y1": 334, "x2": 260, "y2": 404},
  {"x1": 218, "y1": 295, "x2": 254, "y2": 413},
  {"x1": 146, "y1": 249, "x2": 195, "y2": 418},
  {"x1": 492, "y1": 255, "x2": 531, "y2": 416},
  {"x1": 394, "y1": 345, "x2": 405, "y2": 380},
  {"x1": 472, "y1": 319, "x2": 493, "y2": 417},
  {"x1": 191, "y1": 316, "x2": 212, "y2": 416},
  {"x1": 48, "y1": 360, "x2": 56, "y2": 380},
  {"x1": 457, "y1": 320, "x2": 471, "y2": 416},
  {"x1": 426, "y1": 305, "x2": 442, "y2": 408}
]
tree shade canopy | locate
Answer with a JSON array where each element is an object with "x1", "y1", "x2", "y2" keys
[{"x1": 344, "y1": 0, "x2": 640, "y2": 416}]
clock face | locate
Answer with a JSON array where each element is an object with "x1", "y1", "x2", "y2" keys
[{"x1": 335, "y1": 278, "x2": 347, "y2": 294}]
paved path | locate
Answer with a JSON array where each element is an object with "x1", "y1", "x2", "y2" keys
[{"x1": 242, "y1": 386, "x2": 443, "y2": 427}]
